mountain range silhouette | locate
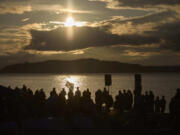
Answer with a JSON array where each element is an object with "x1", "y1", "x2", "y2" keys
[{"x1": 1, "y1": 59, "x2": 180, "y2": 73}]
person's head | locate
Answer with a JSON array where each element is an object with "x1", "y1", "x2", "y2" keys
[
  {"x1": 145, "y1": 91, "x2": 148, "y2": 95},
  {"x1": 177, "y1": 88, "x2": 180, "y2": 93},
  {"x1": 123, "y1": 89, "x2": 126, "y2": 93},
  {"x1": 40, "y1": 88, "x2": 44, "y2": 92},
  {"x1": 127, "y1": 90, "x2": 131, "y2": 93},
  {"x1": 23, "y1": 84, "x2": 26, "y2": 88},
  {"x1": 149, "y1": 91, "x2": 153, "y2": 95},
  {"x1": 8, "y1": 86, "x2": 11, "y2": 89}
]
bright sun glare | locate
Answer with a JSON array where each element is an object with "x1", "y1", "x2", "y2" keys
[
  {"x1": 65, "y1": 17, "x2": 74, "y2": 27},
  {"x1": 64, "y1": 17, "x2": 85, "y2": 27}
]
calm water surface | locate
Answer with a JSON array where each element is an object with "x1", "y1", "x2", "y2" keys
[{"x1": 0, "y1": 73, "x2": 180, "y2": 111}]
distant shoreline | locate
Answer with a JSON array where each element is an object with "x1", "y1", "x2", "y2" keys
[{"x1": 1, "y1": 59, "x2": 180, "y2": 73}]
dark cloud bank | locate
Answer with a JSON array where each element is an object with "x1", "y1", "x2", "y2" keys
[{"x1": 25, "y1": 26, "x2": 160, "y2": 51}]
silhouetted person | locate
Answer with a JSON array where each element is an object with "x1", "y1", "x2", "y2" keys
[
  {"x1": 67, "y1": 88, "x2": 74, "y2": 113},
  {"x1": 95, "y1": 89, "x2": 103, "y2": 111},
  {"x1": 144, "y1": 91, "x2": 149, "y2": 113},
  {"x1": 73, "y1": 87, "x2": 81, "y2": 112},
  {"x1": 169, "y1": 97, "x2": 175, "y2": 115},
  {"x1": 56, "y1": 88, "x2": 66, "y2": 115},
  {"x1": 68, "y1": 88, "x2": 74, "y2": 101},
  {"x1": 75, "y1": 87, "x2": 81, "y2": 98},
  {"x1": 114, "y1": 90, "x2": 123, "y2": 112},
  {"x1": 154, "y1": 96, "x2": 160, "y2": 113},
  {"x1": 106, "y1": 94, "x2": 113, "y2": 112},
  {"x1": 149, "y1": 91, "x2": 155, "y2": 113},
  {"x1": 22, "y1": 84, "x2": 27, "y2": 92},
  {"x1": 168, "y1": 89, "x2": 180, "y2": 133},
  {"x1": 102, "y1": 87, "x2": 109, "y2": 104},
  {"x1": 160, "y1": 96, "x2": 166, "y2": 113},
  {"x1": 86, "y1": 88, "x2": 91, "y2": 99},
  {"x1": 50, "y1": 88, "x2": 58, "y2": 98},
  {"x1": 60, "y1": 88, "x2": 66, "y2": 99},
  {"x1": 81, "y1": 89, "x2": 94, "y2": 114},
  {"x1": 39, "y1": 89, "x2": 46, "y2": 103},
  {"x1": 134, "y1": 74, "x2": 142, "y2": 111},
  {"x1": 46, "y1": 88, "x2": 58, "y2": 116},
  {"x1": 169, "y1": 89, "x2": 180, "y2": 115},
  {"x1": 127, "y1": 90, "x2": 133, "y2": 110},
  {"x1": 122, "y1": 89, "x2": 128, "y2": 111}
]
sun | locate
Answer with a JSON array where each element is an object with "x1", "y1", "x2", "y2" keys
[
  {"x1": 65, "y1": 17, "x2": 75, "y2": 27},
  {"x1": 64, "y1": 17, "x2": 85, "y2": 27}
]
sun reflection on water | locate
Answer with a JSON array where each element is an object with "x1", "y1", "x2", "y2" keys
[
  {"x1": 65, "y1": 76, "x2": 79, "y2": 91},
  {"x1": 55, "y1": 75, "x2": 88, "y2": 98},
  {"x1": 56, "y1": 75, "x2": 83, "y2": 99}
]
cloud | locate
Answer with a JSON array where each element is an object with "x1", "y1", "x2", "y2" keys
[
  {"x1": 93, "y1": 0, "x2": 180, "y2": 9},
  {"x1": 105, "y1": 11, "x2": 177, "y2": 38},
  {"x1": 113, "y1": 0, "x2": 180, "y2": 7},
  {"x1": 118, "y1": 10, "x2": 176, "y2": 25},
  {"x1": 153, "y1": 21, "x2": 180, "y2": 52},
  {"x1": 0, "y1": 3, "x2": 32, "y2": 14},
  {"x1": 0, "y1": 0, "x2": 102, "y2": 15},
  {"x1": 93, "y1": 7, "x2": 180, "y2": 52},
  {"x1": 21, "y1": 18, "x2": 30, "y2": 22},
  {"x1": 25, "y1": 26, "x2": 160, "y2": 51},
  {"x1": 0, "y1": 23, "x2": 44, "y2": 55},
  {"x1": 94, "y1": 9, "x2": 177, "y2": 31}
]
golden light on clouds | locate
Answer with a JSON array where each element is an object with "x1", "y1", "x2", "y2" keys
[
  {"x1": 0, "y1": 4, "x2": 32, "y2": 14},
  {"x1": 64, "y1": 16, "x2": 85, "y2": 40}
]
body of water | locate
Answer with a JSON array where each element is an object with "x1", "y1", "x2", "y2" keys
[{"x1": 0, "y1": 73, "x2": 179, "y2": 111}]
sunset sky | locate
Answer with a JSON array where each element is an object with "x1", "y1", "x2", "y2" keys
[{"x1": 0, "y1": 0, "x2": 180, "y2": 68}]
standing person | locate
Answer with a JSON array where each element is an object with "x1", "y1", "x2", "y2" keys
[
  {"x1": 127, "y1": 90, "x2": 133, "y2": 110},
  {"x1": 154, "y1": 96, "x2": 160, "y2": 113},
  {"x1": 95, "y1": 89, "x2": 102, "y2": 112},
  {"x1": 86, "y1": 88, "x2": 91, "y2": 99},
  {"x1": 68, "y1": 88, "x2": 74, "y2": 102},
  {"x1": 149, "y1": 91, "x2": 155, "y2": 113},
  {"x1": 160, "y1": 96, "x2": 166, "y2": 113},
  {"x1": 61, "y1": 88, "x2": 66, "y2": 98},
  {"x1": 75, "y1": 87, "x2": 81, "y2": 98}
]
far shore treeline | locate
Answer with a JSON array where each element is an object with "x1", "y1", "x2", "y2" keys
[{"x1": 1, "y1": 59, "x2": 180, "y2": 73}]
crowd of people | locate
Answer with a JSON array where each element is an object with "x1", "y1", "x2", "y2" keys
[
  {"x1": 0, "y1": 84, "x2": 180, "y2": 122},
  {"x1": 0, "y1": 84, "x2": 180, "y2": 135}
]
